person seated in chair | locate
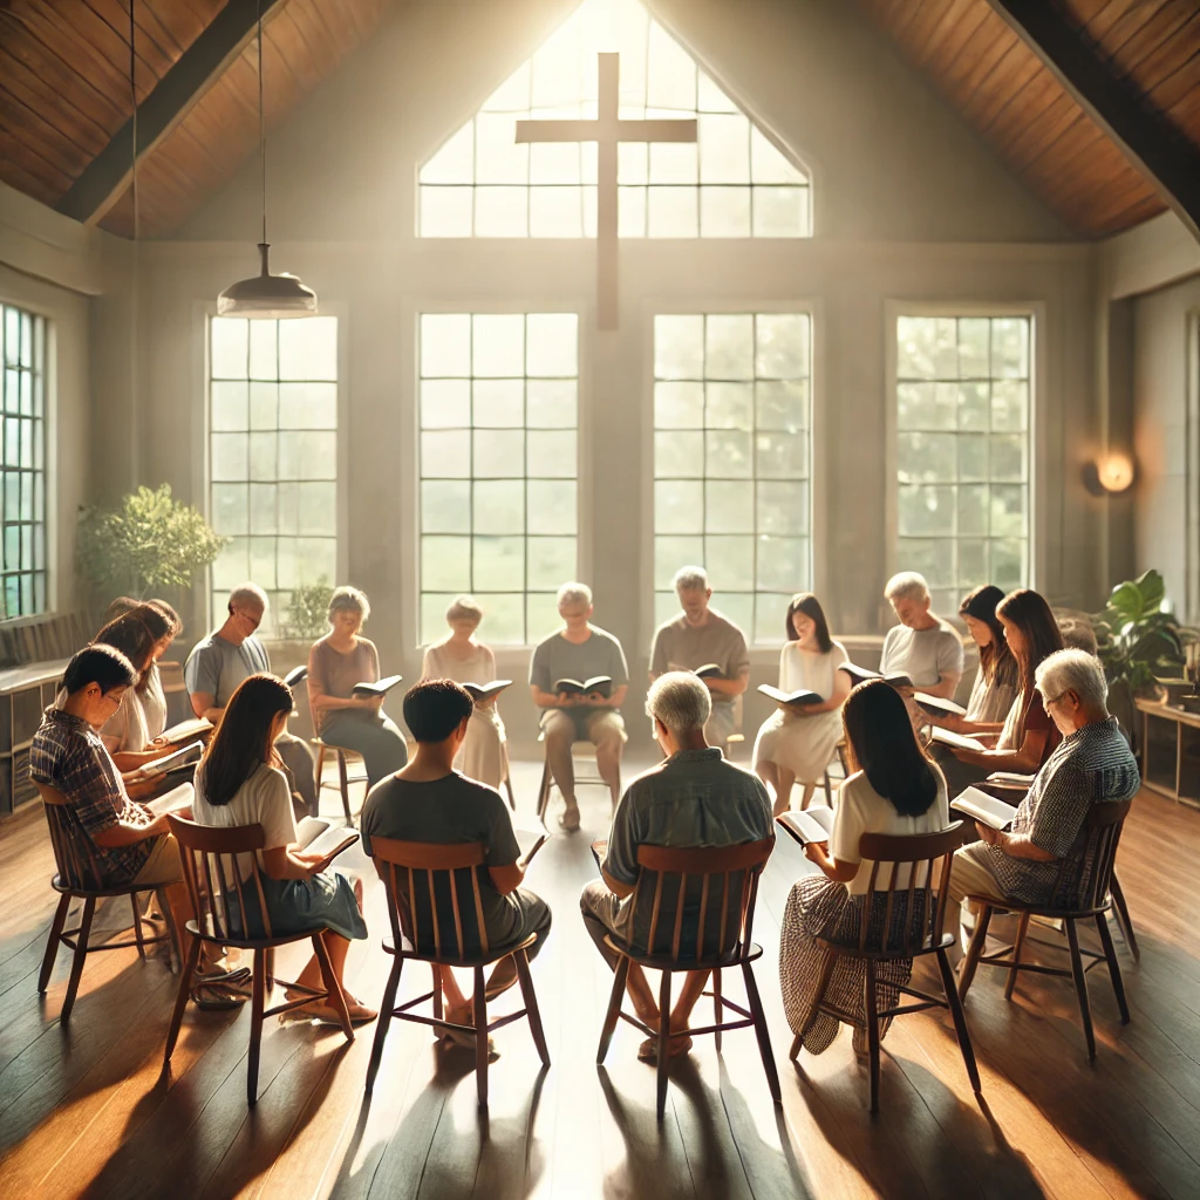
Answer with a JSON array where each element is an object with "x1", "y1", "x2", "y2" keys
[
  {"x1": 943, "y1": 649, "x2": 1140, "y2": 966},
  {"x1": 881, "y1": 571, "x2": 964, "y2": 700},
  {"x1": 360, "y1": 679, "x2": 552, "y2": 1049},
  {"x1": 529, "y1": 582, "x2": 629, "y2": 831},
  {"x1": 580, "y1": 672, "x2": 773, "y2": 1062},
  {"x1": 30, "y1": 645, "x2": 195, "y2": 955}
]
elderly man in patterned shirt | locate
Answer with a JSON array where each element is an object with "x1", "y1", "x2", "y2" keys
[{"x1": 943, "y1": 648, "x2": 1141, "y2": 964}]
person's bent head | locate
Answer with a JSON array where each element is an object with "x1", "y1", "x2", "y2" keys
[
  {"x1": 785, "y1": 592, "x2": 833, "y2": 652},
  {"x1": 328, "y1": 585, "x2": 370, "y2": 638},
  {"x1": 201, "y1": 674, "x2": 293, "y2": 807},
  {"x1": 61, "y1": 645, "x2": 138, "y2": 730},
  {"x1": 103, "y1": 596, "x2": 139, "y2": 624},
  {"x1": 673, "y1": 565, "x2": 711, "y2": 624},
  {"x1": 1036, "y1": 649, "x2": 1109, "y2": 737},
  {"x1": 884, "y1": 571, "x2": 933, "y2": 630},
  {"x1": 995, "y1": 589, "x2": 1063, "y2": 695},
  {"x1": 556, "y1": 582, "x2": 593, "y2": 632},
  {"x1": 404, "y1": 678, "x2": 473, "y2": 746},
  {"x1": 842, "y1": 680, "x2": 939, "y2": 817},
  {"x1": 131, "y1": 600, "x2": 183, "y2": 667},
  {"x1": 646, "y1": 671, "x2": 712, "y2": 754},
  {"x1": 94, "y1": 612, "x2": 156, "y2": 676},
  {"x1": 959, "y1": 584, "x2": 1013, "y2": 679},
  {"x1": 445, "y1": 594, "x2": 484, "y2": 637},
  {"x1": 1057, "y1": 617, "x2": 1098, "y2": 657},
  {"x1": 227, "y1": 582, "x2": 267, "y2": 636}
]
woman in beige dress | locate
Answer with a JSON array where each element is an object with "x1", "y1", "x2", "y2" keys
[{"x1": 420, "y1": 596, "x2": 508, "y2": 789}]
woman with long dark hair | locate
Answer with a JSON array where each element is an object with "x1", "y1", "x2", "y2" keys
[
  {"x1": 780, "y1": 680, "x2": 950, "y2": 1056},
  {"x1": 192, "y1": 674, "x2": 375, "y2": 1024},
  {"x1": 753, "y1": 593, "x2": 852, "y2": 815},
  {"x1": 948, "y1": 588, "x2": 1064, "y2": 775}
]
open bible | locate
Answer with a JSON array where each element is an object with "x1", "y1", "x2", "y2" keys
[
  {"x1": 951, "y1": 786, "x2": 1018, "y2": 831},
  {"x1": 284, "y1": 664, "x2": 308, "y2": 688},
  {"x1": 555, "y1": 675, "x2": 613, "y2": 698},
  {"x1": 135, "y1": 739, "x2": 204, "y2": 780},
  {"x1": 984, "y1": 771, "x2": 1035, "y2": 790},
  {"x1": 514, "y1": 816, "x2": 551, "y2": 867},
  {"x1": 295, "y1": 816, "x2": 361, "y2": 862},
  {"x1": 929, "y1": 727, "x2": 986, "y2": 752},
  {"x1": 669, "y1": 661, "x2": 724, "y2": 679},
  {"x1": 157, "y1": 716, "x2": 213, "y2": 746},
  {"x1": 352, "y1": 674, "x2": 403, "y2": 698},
  {"x1": 758, "y1": 683, "x2": 822, "y2": 709},
  {"x1": 776, "y1": 805, "x2": 835, "y2": 846},
  {"x1": 461, "y1": 680, "x2": 512, "y2": 702},
  {"x1": 837, "y1": 663, "x2": 913, "y2": 689},
  {"x1": 914, "y1": 692, "x2": 967, "y2": 718},
  {"x1": 146, "y1": 782, "x2": 195, "y2": 817}
]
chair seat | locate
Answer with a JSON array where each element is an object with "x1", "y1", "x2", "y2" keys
[
  {"x1": 816, "y1": 931, "x2": 956, "y2": 961},
  {"x1": 381, "y1": 930, "x2": 539, "y2": 968},
  {"x1": 51, "y1": 873, "x2": 162, "y2": 899},
  {"x1": 183, "y1": 919, "x2": 334, "y2": 952},
  {"x1": 601, "y1": 934, "x2": 765, "y2": 972},
  {"x1": 964, "y1": 893, "x2": 1111, "y2": 920}
]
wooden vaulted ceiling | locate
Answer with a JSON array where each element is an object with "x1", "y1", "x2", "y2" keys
[{"x1": 0, "y1": 0, "x2": 1198, "y2": 239}]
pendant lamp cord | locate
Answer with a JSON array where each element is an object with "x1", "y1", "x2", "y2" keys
[
  {"x1": 259, "y1": 0, "x2": 267, "y2": 248},
  {"x1": 129, "y1": 0, "x2": 140, "y2": 484}
]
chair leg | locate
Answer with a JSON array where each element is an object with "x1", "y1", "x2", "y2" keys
[
  {"x1": 742, "y1": 960, "x2": 782, "y2": 1105},
  {"x1": 536, "y1": 758, "x2": 552, "y2": 823},
  {"x1": 312, "y1": 932, "x2": 355, "y2": 1040},
  {"x1": 247, "y1": 947, "x2": 267, "y2": 1106},
  {"x1": 865, "y1": 961, "x2": 882, "y2": 1113},
  {"x1": 38, "y1": 894, "x2": 71, "y2": 994},
  {"x1": 596, "y1": 956, "x2": 629, "y2": 1065},
  {"x1": 337, "y1": 751, "x2": 353, "y2": 826},
  {"x1": 513, "y1": 948, "x2": 550, "y2": 1067},
  {"x1": 264, "y1": 947, "x2": 276, "y2": 990},
  {"x1": 314, "y1": 745, "x2": 327, "y2": 819},
  {"x1": 958, "y1": 905, "x2": 993, "y2": 1000},
  {"x1": 502, "y1": 772, "x2": 517, "y2": 813},
  {"x1": 1095, "y1": 913, "x2": 1131, "y2": 1025},
  {"x1": 61, "y1": 896, "x2": 96, "y2": 1025},
  {"x1": 1064, "y1": 918, "x2": 1096, "y2": 1062},
  {"x1": 656, "y1": 969, "x2": 673, "y2": 1122},
  {"x1": 713, "y1": 968, "x2": 723, "y2": 1053},
  {"x1": 366, "y1": 957, "x2": 403, "y2": 1095},
  {"x1": 475, "y1": 966, "x2": 489, "y2": 1111},
  {"x1": 164, "y1": 935, "x2": 203, "y2": 1065},
  {"x1": 1109, "y1": 873, "x2": 1140, "y2": 962},
  {"x1": 156, "y1": 887, "x2": 181, "y2": 974},
  {"x1": 131, "y1": 893, "x2": 147, "y2": 960},
  {"x1": 431, "y1": 964, "x2": 443, "y2": 1021},
  {"x1": 1005, "y1": 912, "x2": 1030, "y2": 1001},
  {"x1": 936, "y1": 947, "x2": 982, "y2": 1094}
]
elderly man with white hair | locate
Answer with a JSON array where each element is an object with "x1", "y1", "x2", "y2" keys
[
  {"x1": 943, "y1": 648, "x2": 1140, "y2": 963},
  {"x1": 649, "y1": 565, "x2": 750, "y2": 746},
  {"x1": 580, "y1": 672, "x2": 773, "y2": 1061},
  {"x1": 529, "y1": 582, "x2": 630, "y2": 830},
  {"x1": 880, "y1": 571, "x2": 963, "y2": 700}
]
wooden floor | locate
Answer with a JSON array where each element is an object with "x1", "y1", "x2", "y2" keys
[{"x1": 1, "y1": 758, "x2": 1198, "y2": 1200}]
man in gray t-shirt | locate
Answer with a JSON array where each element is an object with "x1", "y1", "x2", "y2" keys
[
  {"x1": 580, "y1": 672, "x2": 773, "y2": 1058},
  {"x1": 184, "y1": 583, "x2": 316, "y2": 813},
  {"x1": 649, "y1": 566, "x2": 749, "y2": 746},
  {"x1": 880, "y1": 571, "x2": 964, "y2": 699},
  {"x1": 529, "y1": 582, "x2": 630, "y2": 829}
]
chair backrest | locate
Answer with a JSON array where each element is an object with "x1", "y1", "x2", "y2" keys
[
  {"x1": 370, "y1": 837, "x2": 492, "y2": 962},
  {"x1": 628, "y1": 838, "x2": 774, "y2": 964},
  {"x1": 166, "y1": 813, "x2": 272, "y2": 942},
  {"x1": 855, "y1": 822, "x2": 964, "y2": 955},
  {"x1": 37, "y1": 782, "x2": 104, "y2": 892},
  {"x1": 1052, "y1": 798, "x2": 1132, "y2": 911}
]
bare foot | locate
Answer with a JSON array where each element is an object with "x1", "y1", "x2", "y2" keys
[
  {"x1": 559, "y1": 805, "x2": 581, "y2": 832},
  {"x1": 637, "y1": 1035, "x2": 693, "y2": 1062}
]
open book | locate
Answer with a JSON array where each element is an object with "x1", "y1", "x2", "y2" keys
[
  {"x1": 461, "y1": 680, "x2": 512, "y2": 702},
  {"x1": 555, "y1": 675, "x2": 613, "y2": 698},
  {"x1": 837, "y1": 663, "x2": 913, "y2": 690},
  {"x1": 295, "y1": 816, "x2": 360, "y2": 861},
  {"x1": 146, "y1": 782, "x2": 194, "y2": 817},
  {"x1": 352, "y1": 674, "x2": 403, "y2": 698},
  {"x1": 668, "y1": 661, "x2": 724, "y2": 679},
  {"x1": 776, "y1": 805, "x2": 835, "y2": 846},
  {"x1": 984, "y1": 771, "x2": 1035, "y2": 790},
  {"x1": 284, "y1": 665, "x2": 308, "y2": 688},
  {"x1": 929, "y1": 727, "x2": 986, "y2": 752},
  {"x1": 951, "y1": 786, "x2": 1018, "y2": 831},
  {"x1": 758, "y1": 683, "x2": 822, "y2": 709},
  {"x1": 158, "y1": 716, "x2": 213, "y2": 746},
  {"x1": 135, "y1": 740, "x2": 204, "y2": 779},
  {"x1": 914, "y1": 692, "x2": 967, "y2": 718},
  {"x1": 514, "y1": 817, "x2": 551, "y2": 867}
]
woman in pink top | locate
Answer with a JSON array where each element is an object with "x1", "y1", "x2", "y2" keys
[{"x1": 306, "y1": 587, "x2": 408, "y2": 788}]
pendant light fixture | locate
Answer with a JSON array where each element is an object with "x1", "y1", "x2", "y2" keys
[{"x1": 217, "y1": 0, "x2": 317, "y2": 317}]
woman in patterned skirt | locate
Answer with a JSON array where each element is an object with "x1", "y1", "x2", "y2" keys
[{"x1": 780, "y1": 680, "x2": 950, "y2": 1055}]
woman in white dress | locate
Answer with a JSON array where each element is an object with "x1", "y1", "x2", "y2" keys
[
  {"x1": 754, "y1": 593, "x2": 851, "y2": 815},
  {"x1": 419, "y1": 596, "x2": 508, "y2": 789}
]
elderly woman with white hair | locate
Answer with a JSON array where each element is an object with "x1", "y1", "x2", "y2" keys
[
  {"x1": 880, "y1": 571, "x2": 964, "y2": 700},
  {"x1": 306, "y1": 586, "x2": 408, "y2": 788},
  {"x1": 419, "y1": 595, "x2": 509, "y2": 789},
  {"x1": 580, "y1": 672, "x2": 773, "y2": 1060},
  {"x1": 942, "y1": 648, "x2": 1140, "y2": 963}
]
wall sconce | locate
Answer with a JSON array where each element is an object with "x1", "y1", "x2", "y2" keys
[{"x1": 1083, "y1": 452, "x2": 1136, "y2": 496}]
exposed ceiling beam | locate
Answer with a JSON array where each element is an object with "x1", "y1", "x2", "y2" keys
[
  {"x1": 984, "y1": 0, "x2": 1200, "y2": 243},
  {"x1": 56, "y1": 0, "x2": 288, "y2": 228}
]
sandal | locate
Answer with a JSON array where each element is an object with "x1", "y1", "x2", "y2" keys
[{"x1": 190, "y1": 979, "x2": 251, "y2": 1010}]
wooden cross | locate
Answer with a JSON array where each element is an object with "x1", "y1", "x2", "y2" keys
[{"x1": 516, "y1": 52, "x2": 698, "y2": 330}]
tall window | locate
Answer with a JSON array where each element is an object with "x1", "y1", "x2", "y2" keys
[
  {"x1": 419, "y1": 313, "x2": 579, "y2": 645},
  {"x1": 1, "y1": 304, "x2": 48, "y2": 620},
  {"x1": 653, "y1": 313, "x2": 811, "y2": 642},
  {"x1": 208, "y1": 317, "x2": 338, "y2": 636},
  {"x1": 895, "y1": 315, "x2": 1031, "y2": 616},
  {"x1": 418, "y1": 0, "x2": 809, "y2": 238}
]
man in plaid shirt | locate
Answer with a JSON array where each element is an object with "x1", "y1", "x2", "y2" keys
[{"x1": 944, "y1": 648, "x2": 1140, "y2": 962}]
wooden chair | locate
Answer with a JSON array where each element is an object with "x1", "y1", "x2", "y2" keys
[
  {"x1": 162, "y1": 813, "x2": 354, "y2": 1105},
  {"x1": 535, "y1": 732, "x2": 618, "y2": 822},
  {"x1": 311, "y1": 738, "x2": 367, "y2": 825},
  {"x1": 958, "y1": 799, "x2": 1133, "y2": 1061},
  {"x1": 365, "y1": 837, "x2": 549, "y2": 1110},
  {"x1": 789, "y1": 823, "x2": 981, "y2": 1114},
  {"x1": 36, "y1": 783, "x2": 179, "y2": 1024},
  {"x1": 596, "y1": 838, "x2": 781, "y2": 1121}
]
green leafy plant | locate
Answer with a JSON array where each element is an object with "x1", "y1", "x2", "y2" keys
[
  {"x1": 282, "y1": 578, "x2": 333, "y2": 641},
  {"x1": 77, "y1": 484, "x2": 226, "y2": 599},
  {"x1": 1090, "y1": 569, "x2": 1199, "y2": 694}
]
